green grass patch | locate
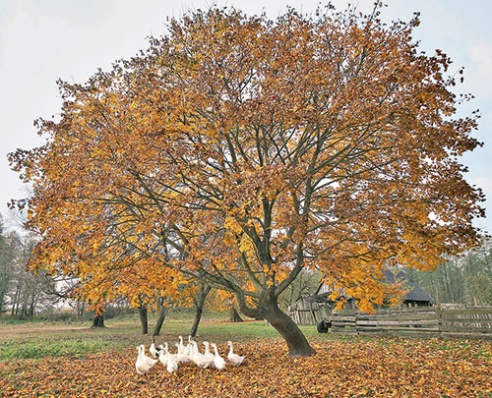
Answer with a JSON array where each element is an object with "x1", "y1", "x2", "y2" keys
[
  {"x1": 0, "y1": 323, "x2": 136, "y2": 360},
  {"x1": 0, "y1": 315, "x2": 321, "y2": 361},
  {"x1": 0, "y1": 337, "x2": 111, "y2": 360}
]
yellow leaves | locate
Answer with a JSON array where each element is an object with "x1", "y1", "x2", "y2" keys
[
  {"x1": 223, "y1": 231, "x2": 236, "y2": 247},
  {"x1": 223, "y1": 216, "x2": 242, "y2": 235},
  {"x1": 12, "y1": 2, "x2": 483, "y2": 333},
  {"x1": 92, "y1": 241, "x2": 100, "y2": 253},
  {"x1": 238, "y1": 234, "x2": 254, "y2": 255},
  {"x1": 216, "y1": 289, "x2": 233, "y2": 301},
  {"x1": 358, "y1": 299, "x2": 377, "y2": 315}
]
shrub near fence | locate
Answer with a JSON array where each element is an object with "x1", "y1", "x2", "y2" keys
[{"x1": 328, "y1": 306, "x2": 492, "y2": 339}]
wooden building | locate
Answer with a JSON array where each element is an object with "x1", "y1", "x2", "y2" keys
[{"x1": 289, "y1": 267, "x2": 435, "y2": 325}]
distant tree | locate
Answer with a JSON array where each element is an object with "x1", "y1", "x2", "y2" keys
[
  {"x1": 463, "y1": 239, "x2": 492, "y2": 305},
  {"x1": 279, "y1": 269, "x2": 322, "y2": 310},
  {"x1": 230, "y1": 305, "x2": 244, "y2": 323},
  {"x1": 91, "y1": 312, "x2": 105, "y2": 328},
  {"x1": 152, "y1": 297, "x2": 167, "y2": 337},
  {"x1": 0, "y1": 229, "x2": 56, "y2": 318},
  {"x1": 10, "y1": 3, "x2": 485, "y2": 356},
  {"x1": 137, "y1": 301, "x2": 148, "y2": 334},
  {"x1": 0, "y1": 216, "x2": 15, "y2": 314},
  {"x1": 189, "y1": 283, "x2": 212, "y2": 337},
  {"x1": 408, "y1": 238, "x2": 492, "y2": 306}
]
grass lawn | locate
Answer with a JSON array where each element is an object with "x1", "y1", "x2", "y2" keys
[{"x1": 1, "y1": 315, "x2": 492, "y2": 397}]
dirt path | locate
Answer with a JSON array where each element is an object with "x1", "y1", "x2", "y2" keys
[{"x1": 0, "y1": 323, "x2": 88, "y2": 339}]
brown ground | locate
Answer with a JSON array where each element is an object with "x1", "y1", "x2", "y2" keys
[{"x1": 1, "y1": 335, "x2": 492, "y2": 397}]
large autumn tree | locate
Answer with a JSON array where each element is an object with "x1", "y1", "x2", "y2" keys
[{"x1": 10, "y1": 4, "x2": 484, "y2": 356}]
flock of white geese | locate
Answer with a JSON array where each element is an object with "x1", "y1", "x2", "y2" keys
[{"x1": 135, "y1": 335, "x2": 245, "y2": 376}]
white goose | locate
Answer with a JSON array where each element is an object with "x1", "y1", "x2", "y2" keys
[
  {"x1": 149, "y1": 342, "x2": 160, "y2": 358},
  {"x1": 211, "y1": 343, "x2": 227, "y2": 370},
  {"x1": 166, "y1": 353, "x2": 179, "y2": 375},
  {"x1": 186, "y1": 335, "x2": 194, "y2": 356},
  {"x1": 158, "y1": 345, "x2": 168, "y2": 367},
  {"x1": 135, "y1": 345, "x2": 158, "y2": 375},
  {"x1": 177, "y1": 336, "x2": 186, "y2": 354},
  {"x1": 164, "y1": 342, "x2": 177, "y2": 362},
  {"x1": 227, "y1": 341, "x2": 245, "y2": 366},
  {"x1": 202, "y1": 342, "x2": 215, "y2": 365},
  {"x1": 175, "y1": 343, "x2": 191, "y2": 364},
  {"x1": 190, "y1": 341, "x2": 212, "y2": 368},
  {"x1": 160, "y1": 342, "x2": 178, "y2": 364}
]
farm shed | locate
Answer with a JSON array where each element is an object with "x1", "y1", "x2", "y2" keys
[
  {"x1": 288, "y1": 296, "x2": 324, "y2": 325},
  {"x1": 289, "y1": 268, "x2": 435, "y2": 325}
]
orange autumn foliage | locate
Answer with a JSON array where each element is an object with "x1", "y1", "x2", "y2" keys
[{"x1": 9, "y1": 3, "x2": 484, "y2": 353}]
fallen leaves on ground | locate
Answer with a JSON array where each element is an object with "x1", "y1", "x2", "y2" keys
[{"x1": 1, "y1": 337, "x2": 492, "y2": 397}]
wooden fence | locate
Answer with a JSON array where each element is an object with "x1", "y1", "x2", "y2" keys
[{"x1": 326, "y1": 307, "x2": 492, "y2": 339}]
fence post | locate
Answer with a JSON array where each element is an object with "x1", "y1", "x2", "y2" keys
[{"x1": 437, "y1": 306, "x2": 442, "y2": 338}]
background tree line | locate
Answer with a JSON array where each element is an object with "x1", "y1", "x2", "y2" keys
[
  {"x1": 2, "y1": 207, "x2": 491, "y2": 323},
  {"x1": 0, "y1": 211, "x2": 322, "y2": 323},
  {"x1": 407, "y1": 238, "x2": 492, "y2": 306},
  {"x1": 0, "y1": 215, "x2": 56, "y2": 318}
]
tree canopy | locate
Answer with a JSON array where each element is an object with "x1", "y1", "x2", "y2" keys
[{"x1": 9, "y1": 3, "x2": 485, "y2": 355}]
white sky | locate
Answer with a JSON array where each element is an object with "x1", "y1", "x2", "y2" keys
[{"x1": 1, "y1": 0, "x2": 491, "y2": 234}]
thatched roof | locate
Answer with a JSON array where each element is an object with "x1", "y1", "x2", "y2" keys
[
  {"x1": 313, "y1": 267, "x2": 435, "y2": 305},
  {"x1": 381, "y1": 268, "x2": 435, "y2": 304}
]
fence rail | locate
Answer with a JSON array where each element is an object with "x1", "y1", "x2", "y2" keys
[{"x1": 325, "y1": 307, "x2": 492, "y2": 339}]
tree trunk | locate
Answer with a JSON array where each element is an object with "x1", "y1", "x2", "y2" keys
[
  {"x1": 138, "y1": 305, "x2": 148, "y2": 334},
  {"x1": 152, "y1": 303, "x2": 166, "y2": 337},
  {"x1": 11, "y1": 284, "x2": 20, "y2": 316},
  {"x1": 91, "y1": 313, "x2": 105, "y2": 327},
  {"x1": 20, "y1": 300, "x2": 28, "y2": 319},
  {"x1": 29, "y1": 292, "x2": 39, "y2": 317},
  {"x1": 190, "y1": 284, "x2": 212, "y2": 337},
  {"x1": 261, "y1": 296, "x2": 316, "y2": 357},
  {"x1": 189, "y1": 305, "x2": 203, "y2": 338},
  {"x1": 0, "y1": 292, "x2": 5, "y2": 314},
  {"x1": 230, "y1": 305, "x2": 243, "y2": 322},
  {"x1": 77, "y1": 301, "x2": 86, "y2": 318}
]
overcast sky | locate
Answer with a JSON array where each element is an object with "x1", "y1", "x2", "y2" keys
[{"x1": 1, "y1": 0, "x2": 491, "y2": 234}]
